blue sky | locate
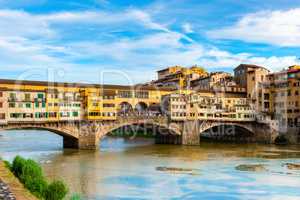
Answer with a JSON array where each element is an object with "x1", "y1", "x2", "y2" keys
[{"x1": 0, "y1": 0, "x2": 300, "y2": 84}]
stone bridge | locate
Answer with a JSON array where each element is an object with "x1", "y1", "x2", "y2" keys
[{"x1": 0, "y1": 117, "x2": 277, "y2": 149}]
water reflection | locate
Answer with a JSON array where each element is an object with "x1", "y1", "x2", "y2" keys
[{"x1": 0, "y1": 130, "x2": 300, "y2": 199}]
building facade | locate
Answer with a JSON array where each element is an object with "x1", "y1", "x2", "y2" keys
[
  {"x1": 164, "y1": 91, "x2": 255, "y2": 122},
  {"x1": 0, "y1": 79, "x2": 173, "y2": 124},
  {"x1": 152, "y1": 66, "x2": 208, "y2": 89},
  {"x1": 257, "y1": 65, "x2": 300, "y2": 142}
]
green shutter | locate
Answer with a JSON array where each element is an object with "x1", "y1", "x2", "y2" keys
[{"x1": 73, "y1": 111, "x2": 78, "y2": 117}]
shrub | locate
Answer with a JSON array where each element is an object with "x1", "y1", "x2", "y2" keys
[
  {"x1": 10, "y1": 156, "x2": 69, "y2": 200},
  {"x1": 12, "y1": 155, "x2": 26, "y2": 178},
  {"x1": 45, "y1": 180, "x2": 68, "y2": 200},
  {"x1": 23, "y1": 175, "x2": 48, "y2": 199},
  {"x1": 19, "y1": 159, "x2": 43, "y2": 182}
]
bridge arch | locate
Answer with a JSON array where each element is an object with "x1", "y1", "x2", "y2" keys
[
  {"x1": 134, "y1": 102, "x2": 148, "y2": 113},
  {"x1": 199, "y1": 122, "x2": 256, "y2": 142},
  {"x1": 117, "y1": 102, "x2": 134, "y2": 114},
  {"x1": 0, "y1": 124, "x2": 80, "y2": 148},
  {"x1": 98, "y1": 120, "x2": 182, "y2": 144}
]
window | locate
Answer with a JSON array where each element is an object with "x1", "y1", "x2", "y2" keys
[
  {"x1": 0, "y1": 92, "x2": 2, "y2": 97},
  {"x1": 103, "y1": 103, "x2": 115, "y2": 108},
  {"x1": 37, "y1": 93, "x2": 44, "y2": 99},
  {"x1": 0, "y1": 113, "x2": 5, "y2": 119},
  {"x1": 0, "y1": 102, "x2": 2, "y2": 108},
  {"x1": 72, "y1": 111, "x2": 79, "y2": 117},
  {"x1": 35, "y1": 101, "x2": 39, "y2": 108},
  {"x1": 135, "y1": 91, "x2": 149, "y2": 99},
  {"x1": 25, "y1": 93, "x2": 31, "y2": 101},
  {"x1": 264, "y1": 93, "x2": 270, "y2": 100},
  {"x1": 26, "y1": 103, "x2": 31, "y2": 108},
  {"x1": 9, "y1": 103, "x2": 15, "y2": 108},
  {"x1": 118, "y1": 91, "x2": 132, "y2": 98},
  {"x1": 49, "y1": 112, "x2": 57, "y2": 118},
  {"x1": 9, "y1": 93, "x2": 16, "y2": 100},
  {"x1": 42, "y1": 102, "x2": 46, "y2": 108}
]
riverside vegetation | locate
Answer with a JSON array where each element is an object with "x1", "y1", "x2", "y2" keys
[{"x1": 4, "y1": 156, "x2": 81, "y2": 200}]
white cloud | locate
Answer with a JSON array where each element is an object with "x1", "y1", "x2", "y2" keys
[
  {"x1": 0, "y1": 8, "x2": 298, "y2": 84},
  {"x1": 208, "y1": 8, "x2": 300, "y2": 47},
  {"x1": 0, "y1": 9, "x2": 54, "y2": 38},
  {"x1": 182, "y1": 23, "x2": 194, "y2": 33}
]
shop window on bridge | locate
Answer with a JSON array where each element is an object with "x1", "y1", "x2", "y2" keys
[
  {"x1": 10, "y1": 113, "x2": 20, "y2": 118},
  {"x1": 118, "y1": 91, "x2": 132, "y2": 98},
  {"x1": 89, "y1": 112, "x2": 100, "y2": 117},
  {"x1": 49, "y1": 112, "x2": 57, "y2": 118},
  {"x1": 60, "y1": 112, "x2": 70, "y2": 117},
  {"x1": 103, "y1": 103, "x2": 115, "y2": 108},
  {"x1": 135, "y1": 91, "x2": 149, "y2": 99},
  {"x1": 35, "y1": 112, "x2": 48, "y2": 118}
]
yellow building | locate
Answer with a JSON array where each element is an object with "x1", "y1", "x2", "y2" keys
[
  {"x1": 0, "y1": 79, "x2": 173, "y2": 123},
  {"x1": 191, "y1": 71, "x2": 232, "y2": 91}
]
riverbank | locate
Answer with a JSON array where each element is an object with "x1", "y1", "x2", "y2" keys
[{"x1": 0, "y1": 161, "x2": 37, "y2": 200}]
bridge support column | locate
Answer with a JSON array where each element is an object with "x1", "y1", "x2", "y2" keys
[
  {"x1": 78, "y1": 132, "x2": 99, "y2": 150},
  {"x1": 182, "y1": 121, "x2": 200, "y2": 145}
]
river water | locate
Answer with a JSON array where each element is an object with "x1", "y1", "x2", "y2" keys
[{"x1": 0, "y1": 130, "x2": 300, "y2": 200}]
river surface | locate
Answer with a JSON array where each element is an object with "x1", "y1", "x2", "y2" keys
[{"x1": 0, "y1": 130, "x2": 300, "y2": 200}]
